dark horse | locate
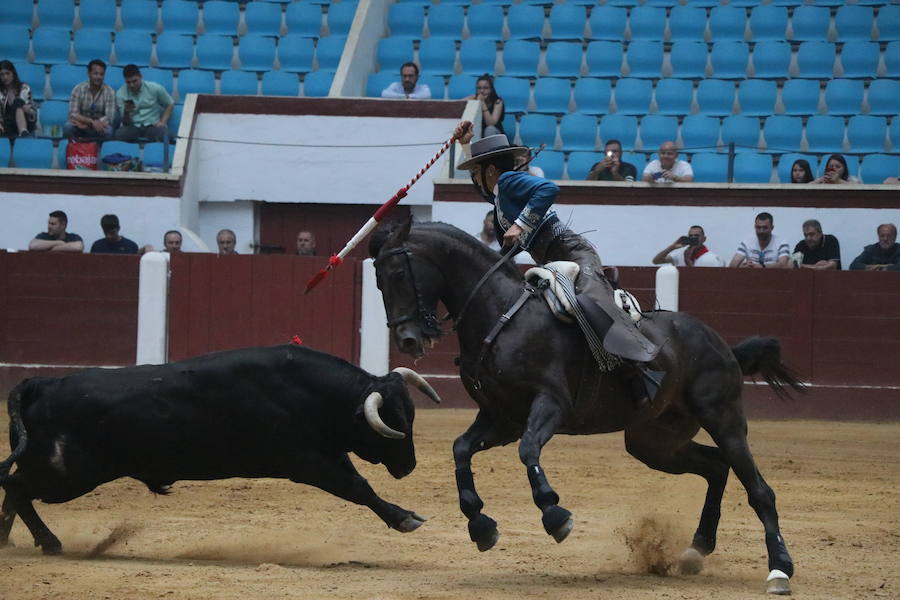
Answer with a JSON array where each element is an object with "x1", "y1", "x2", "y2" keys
[{"x1": 370, "y1": 220, "x2": 804, "y2": 595}]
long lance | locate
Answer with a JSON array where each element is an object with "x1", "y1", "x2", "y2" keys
[{"x1": 305, "y1": 131, "x2": 460, "y2": 293}]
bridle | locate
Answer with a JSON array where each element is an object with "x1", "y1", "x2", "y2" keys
[{"x1": 376, "y1": 246, "x2": 442, "y2": 339}]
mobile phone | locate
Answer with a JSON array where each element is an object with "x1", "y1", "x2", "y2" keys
[
  {"x1": 678, "y1": 236, "x2": 690, "y2": 245},
  {"x1": 606, "y1": 150, "x2": 614, "y2": 158}
]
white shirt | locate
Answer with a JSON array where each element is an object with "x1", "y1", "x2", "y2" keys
[
  {"x1": 643, "y1": 159, "x2": 693, "y2": 183},
  {"x1": 734, "y1": 234, "x2": 790, "y2": 266},
  {"x1": 381, "y1": 82, "x2": 432, "y2": 99},
  {"x1": 667, "y1": 248, "x2": 724, "y2": 267}
]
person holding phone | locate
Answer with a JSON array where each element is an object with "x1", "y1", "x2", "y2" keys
[
  {"x1": 114, "y1": 64, "x2": 173, "y2": 142},
  {"x1": 652, "y1": 225, "x2": 724, "y2": 267},
  {"x1": 586, "y1": 139, "x2": 636, "y2": 182},
  {"x1": 641, "y1": 141, "x2": 694, "y2": 184}
]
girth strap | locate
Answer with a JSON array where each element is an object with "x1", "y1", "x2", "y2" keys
[{"x1": 477, "y1": 285, "x2": 539, "y2": 364}]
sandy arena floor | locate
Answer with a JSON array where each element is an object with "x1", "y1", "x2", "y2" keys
[{"x1": 0, "y1": 410, "x2": 897, "y2": 599}]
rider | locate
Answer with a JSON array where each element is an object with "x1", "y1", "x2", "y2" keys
[{"x1": 453, "y1": 121, "x2": 661, "y2": 409}]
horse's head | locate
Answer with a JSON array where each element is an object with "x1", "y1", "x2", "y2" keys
[{"x1": 370, "y1": 219, "x2": 444, "y2": 358}]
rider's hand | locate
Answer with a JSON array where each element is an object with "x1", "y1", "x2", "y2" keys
[
  {"x1": 454, "y1": 121, "x2": 474, "y2": 145},
  {"x1": 502, "y1": 224, "x2": 523, "y2": 248}
]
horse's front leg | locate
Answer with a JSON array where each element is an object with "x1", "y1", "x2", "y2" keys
[
  {"x1": 452, "y1": 410, "x2": 519, "y2": 552},
  {"x1": 519, "y1": 393, "x2": 573, "y2": 543}
]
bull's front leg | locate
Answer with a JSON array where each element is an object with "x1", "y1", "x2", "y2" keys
[
  {"x1": 452, "y1": 410, "x2": 519, "y2": 552},
  {"x1": 292, "y1": 454, "x2": 424, "y2": 533},
  {"x1": 519, "y1": 393, "x2": 573, "y2": 543}
]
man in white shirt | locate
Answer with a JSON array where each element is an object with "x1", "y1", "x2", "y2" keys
[
  {"x1": 728, "y1": 212, "x2": 791, "y2": 268},
  {"x1": 381, "y1": 62, "x2": 431, "y2": 99},
  {"x1": 642, "y1": 141, "x2": 694, "y2": 184},
  {"x1": 652, "y1": 225, "x2": 724, "y2": 267}
]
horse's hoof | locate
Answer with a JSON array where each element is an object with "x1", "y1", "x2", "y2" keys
[
  {"x1": 468, "y1": 514, "x2": 499, "y2": 552},
  {"x1": 395, "y1": 512, "x2": 426, "y2": 533},
  {"x1": 678, "y1": 547, "x2": 705, "y2": 575},
  {"x1": 542, "y1": 506, "x2": 573, "y2": 543},
  {"x1": 766, "y1": 570, "x2": 791, "y2": 595},
  {"x1": 41, "y1": 541, "x2": 62, "y2": 555},
  {"x1": 476, "y1": 529, "x2": 500, "y2": 552}
]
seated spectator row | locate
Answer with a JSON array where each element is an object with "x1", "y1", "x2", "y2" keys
[{"x1": 0, "y1": 137, "x2": 171, "y2": 172}]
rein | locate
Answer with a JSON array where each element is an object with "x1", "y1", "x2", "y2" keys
[
  {"x1": 377, "y1": 246, "x2": 442, "y2": 338},
  {"x1": 447, "y1": 242, "x2": 520, "y2": 331}
]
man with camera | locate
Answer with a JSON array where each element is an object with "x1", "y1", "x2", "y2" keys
[
  {"x1": 652, "y1": 225, "x2": 724, "y2": 267},
  {"x1": 642, "y1": 141, "x2": 694, "y2": 184},
  {"x1": 586, "y1": 139, "x2": 637, "y2": 182}
]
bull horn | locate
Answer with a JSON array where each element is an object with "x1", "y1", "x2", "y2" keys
[
  {"x1": 392, "y1": 367, "x2": 441, "y2": 404},
  {"x1": 364, "y1": 392, "x2": 406, "y2": 440}
]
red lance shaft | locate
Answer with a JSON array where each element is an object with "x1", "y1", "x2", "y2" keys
[{"x1": 305, "y1": 132, "x2": 460, "y2": 293}]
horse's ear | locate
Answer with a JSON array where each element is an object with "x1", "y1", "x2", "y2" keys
[
  {"x1": 396, "y1": 215, "x2": 413, "y2": 243},
  {"x1": 369, "y1": 217, "x2": 414, "y2": 258}
]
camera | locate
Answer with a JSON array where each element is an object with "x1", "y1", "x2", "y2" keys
[{"x1": 678, "y1": 236, "x2": 690, "y2": 245}]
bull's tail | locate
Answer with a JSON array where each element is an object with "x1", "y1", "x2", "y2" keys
[
  {"x1": 731, "y1": 336, "x2": 807, "y2": 401},
  {"x1": 0, "y1": 382, "x2": 29, "y2": 485}
]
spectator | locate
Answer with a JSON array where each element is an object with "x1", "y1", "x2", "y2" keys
[
  {"x1": 0, "y1": 60, "x2": 37, "y2": 138},
  {"x1": 28, "y1": 210, "x2": 84, "y2": 253},
  {"x1": 163, "y1": 230, "x2": 183, "y2": 253},
  {"x1": 464, "y1": 74, "x2": 504, "y2": 136},
  {"x1": 849, "y1": 223, "x2": 900, "y2": 271},
  {"x1": 216, "y1": 229, "x2": 237, "y2": 255},
  {"x1": 515, "y1": 145, "x2": 545, "y2": 178},
  {"x1": 475, "y1": 210, "x2": 500, "y2": 251},
  {"x1": 115, "y1": 64, "x2": 174, "y2": 142},
  {"x1": 793, "y1": 219, "x2": 840, "y2": 270},
  {"x1": 812, "y1": 154, "x2": 859, "y2": 185},
  {"x1": 587, "y1": 139, "x2": 637, "y2": 182},
  {"x1": 652, "y1": 225, "x2": 724, "y2": 267},
  {"x1": 381, "y1": 62, "x2": 431, "y2": 100},
  {"x1": 641, "y1": 141, "x2": 694, "y2": 183},
  {"x1": 296, "y1": 230, "x2": 316, "y2": 256},
  {"x1": 789, "y1": 159, "x2": 814, "y2": 184},
  {"x1": 90, "y1": 214, "x2": 150, "y2": 254},
  {"x1": 63, "y1": 59, "x2": 116, "y2": 140},
  {"x1": 728, "y1": 212, "x2": 790, "y2": 269}
]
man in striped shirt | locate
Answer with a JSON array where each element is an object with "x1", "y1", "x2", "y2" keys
[
  {"x1": 64, "y1": 59, "x2": 116, "y2": 140},
  {"x1": 728, "y1": 212, "x2": 791, "y2": 268}
]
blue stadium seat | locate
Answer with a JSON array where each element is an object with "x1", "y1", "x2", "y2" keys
[
  {"x1": 654, "y1": 78, "x2": 694, "y2": 116},
  {"x1": 639, "y1": 115, "x2": 678, "y2": 152},
  {"x1": 38, "y1": 100, "x2": 69, "y2": 134},
  {"x1": 114, "y1": 31, "x2": 153, "y2": 67},
  {"x1": 708, "y1": 6, "x2": 747, "y2": 41},
  {"x1": 427, "y1": 5, "x2": 464, "y2": 39},
  {"x1": 824, "y1": 79, "x2": 864, "y2": 116},
  {"x1": 32, "y1": 29, "x2": 73, "y2": 65},
  {"x1": 776, "y1": 152, "x2": 817, "y2": 183},
  {"x1": 367, "y1": 71, "x2": 395, "y2": 97},
  {"x1": 622, "y1": 152, "x2": 646, "y2": 180},
  {"x1": 315, "y1": 36, "x2": 347, "y2": 72},
  {"x1": 625, "y1": 41, "x2": 663, "y2": 78},
  {"x1": 733, "y1": 153, "x2": 773, "y2": 183},
  {"x1": 840, "y1": 42, "x2": 880, "y2": 79},
  {"x1": 73, "y1": 31, "x2": 112, "y2": 66},
  {"x1": 588, "y1": 6, "x2": 627, "y2": 41},
  {"x1": 141, "y1": 67, "x2": 174, "y2": 95},
  {"x1": 459, "y1": 39, "x2": 498, "y2": 75},
  {"x1": 884, "y1": 41, "x2": 900, "y2": 77},
  {"x1": 11, "y1": 138, "x2": 55, "y2": 169},
  {"x1": 721, "y1": 115, "x2": 761, "y2": 153},
  {"x1": 835, "y1": 6, "x2": 874, "y2": 42},
  {"x1": 418, "y1": 38, "x2": 457, "y2": 76},
  {"x1": 559, "y1": 113, "x2": 598, "y2": 151},
  {"x1": 669, "y1": 42, "x2": 708, "y2": 79},
  {"x1": 495, "y1": 76, "x2": 531, "y2": 114},
  {"x1": 573, "y1": 78, "x2": 612, "y2": 115},
  {"x1": 544, "y1": 42, "x2": 583, "y2": 78},
  {"x1": 0, "y1": 26, "x2": 31, "y2": 64},
  {"x1": 614, "y1": 78, "x2": 652, "y2": 115},
  {"x1": 220, "y1": 70, "x2": 258, "y2": 95},
  {"x1": 303, "y1": 70, "x2": 334, "y2": 97},
  {"x1": 446, "y1": 74, "x2": 477, "y2": 99},
  {"x1": 502, "y1": 41, "x2": 540, "y2": 77},
  {"x1": 532, "y1": 150, "x2": 564, "y2": 180},
  {"x1": 6, "y1": 1, "x2": 34, "y2": 29},
  {"x1": 876, "y1": 6, "x2": 900, "y2": 42},
  {"x1": 141, "y1": 142, "x2": 170, "y2": 172},
  {"x1": 466, "y1": 5, "x2": 504, "y2": 40},
  {"x1": 751, "y1": 41, "x2": 791, "y2": 79},
  {"x1": 0, "y1": 139, "x2": 11, "y2": 168},
  {"x1": 327, "y1": 1, "x2": 357, "y2": 36},
  {"x1": 781, "y1": 79, "x2": 821, "y2": 116},
  {"x1": 160, "y1": 0, "x2": 199, "y2": 35},
  {"x1": 377, "y1": 37, "x2": 414, "y2": 73},
  {"x1": 105, "y1": 66, "x2": 123, "y2": 91},
  {"x1": 668, "y1": 7, "x2": 707, "y2": 42},
  {"x1": 169, "y1": 103, "x2": 183, "y2": 138},
  {"x1": 795, "y1": 41, "x2": 836, "y2": 79},
  {"x1": 195, "y1": 35, "x2": 236, "y2": 71},
  {"x1": 790, "y1": 6, "x2": 830, "y2": 42},
  {"x1": 748, "y1": 5, "x2": 788, "y2": 41},
  {"x1": 285, "y1": 3, "x2": 323, "y2": 38},
  {"x1": 176, "y1": 69, "x2": 216, "y2": 102},
  {"x1": 18, "y1": 64, "x2": 47, "y2": 102},
  {"x1": 501, "y1": 113, "x2": 517, "y2": 139},
  {"x1": 763, "y1": 115, "x2": 803, "y2": 154},
  {"x1": 690, "y1": 153, "x2": 729, "y2": 183},
  {"x1": 239, "y1": 35, "x2": 276, "y2": 72},
  {"x1": 696, "y1": 79, "x2": 735, "y2": 116},
  {"x1": 645, "y1": 0, "x2": 681, "y2": 8},
  {"x1": 548, "y1": 4, "x2": 586, "y2": 41},
  {"x1": 860, "y1": 154, "x2": 900, "y2": 185},
  {"x1": 278, "y1": 35, "x2": 315, "y2": 72},
  {"x1": 244, "y1": 2, "x2": 283, "y2": 36},
  {"x1": 585, "y1": 41, "x2": 623, "y2": 78},
  {"x1": 507, "y1": 5, "x2": 545, "y2": 40},
  {"x1": 518, "y1": 114, "x2": 558, "y2": 150},
  {"x1": 846, "y1": 115, "x2": 887, "y2": 153},
  {"x1": 201, "y1": 1, "x2": 240, "y2": 36},
  {"x1": 155, "y1": 33, "x2": 195, "y2": 70},
  {"x1": 78, "y1": 0, "x2": 117, "y2": 32},
  {"x1": 48, "y1": 64, "x2": 84, "y2": 100},
  {"x1": 888, "y1": 119, "x2": 900, "y2": 154},
  {"x1": 388, "y1": 4, "x2": 424, "y2": 38},
  {"x1": 120, "y1": 0, "x2": 159, "y2": 33},
  {"x1": 36, "y1": 0, "x2": 76, "y2": 31},
  {"x1": 709, "y1": 41, "x2": 749, "y2": 79},
  {"x1": 566, "y1": 151, "x2": 598, "y2": 180},
  {"x1": 262, "y1": 70, "x2": 299, "y2": 96},
  {"x1": 419, "y1": 72, "x2": 445, "y2": 99},
  {"x1": 628, "y1": 6, "x2": 666, "y2": 41},
  {"x1": 599, "y1": 114, "x2": 638, "y2": 150},
  {"x1": 737, "y1": 79, "x2": 776, "y2": 117},
  {"x1": 805, "y1": 116, "x2": 846, "y2": 154},
  {"x1": 867, "y1": 79, "x2": 900, "y2": 116},
  {"x1": 680, "y1": 115, "x2": 720, "y2": 153},
  {"x1": 532, "y1": 78, "x2": 572, "y2": 114}
]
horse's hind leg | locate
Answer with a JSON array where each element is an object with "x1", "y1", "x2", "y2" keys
[{"x1": 1, "y1": 474, "x2": 62, "y2": 555}]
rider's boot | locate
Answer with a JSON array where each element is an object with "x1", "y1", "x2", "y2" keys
[
  {"x1": 619, "y1": 362, "x2": 662, "y2": 411},
  {"x1": 575, "y1": 291, "x2": 661, "y2": 363}
]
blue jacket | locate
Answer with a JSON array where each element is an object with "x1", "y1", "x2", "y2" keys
[{"x1": 493, "y1": 170, "x2": 559, "y2": 250}]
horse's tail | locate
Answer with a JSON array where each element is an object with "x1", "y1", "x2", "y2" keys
[
  {"x1": 731, "y1": 336, "x2": 807, "y2": 401},
  {"x1": 0, "y1": 381, "x2": 30, "y2": 485}
]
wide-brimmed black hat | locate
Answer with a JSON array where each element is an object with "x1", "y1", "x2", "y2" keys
[{"x1": 457, "y1": 134, "x2": 530, "y2": 171}]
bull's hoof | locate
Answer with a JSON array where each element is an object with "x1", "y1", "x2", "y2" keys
[
  {"x1": 468, "y1": 514, "x2": 499, "y2": 552},
  {"x1": 395, "y1": 512, "x2": 426, "y2": 533},
  {"x1": 678, "y1": 547, "x2": 705, "y2": 575},
  {"x1": 766, "y1": 570, "x2": 791, "y2": 595},
  {"x1": 542, "y1": 505, "x2": 573, "y2": 543}
]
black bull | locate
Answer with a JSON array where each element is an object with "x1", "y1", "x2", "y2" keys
[
  {"x1": 370, "y1": 220, "x2": 805, "y2": 595},
  {"x1": 0, "y1": 344, "x2": 440, "y2": 555}
]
